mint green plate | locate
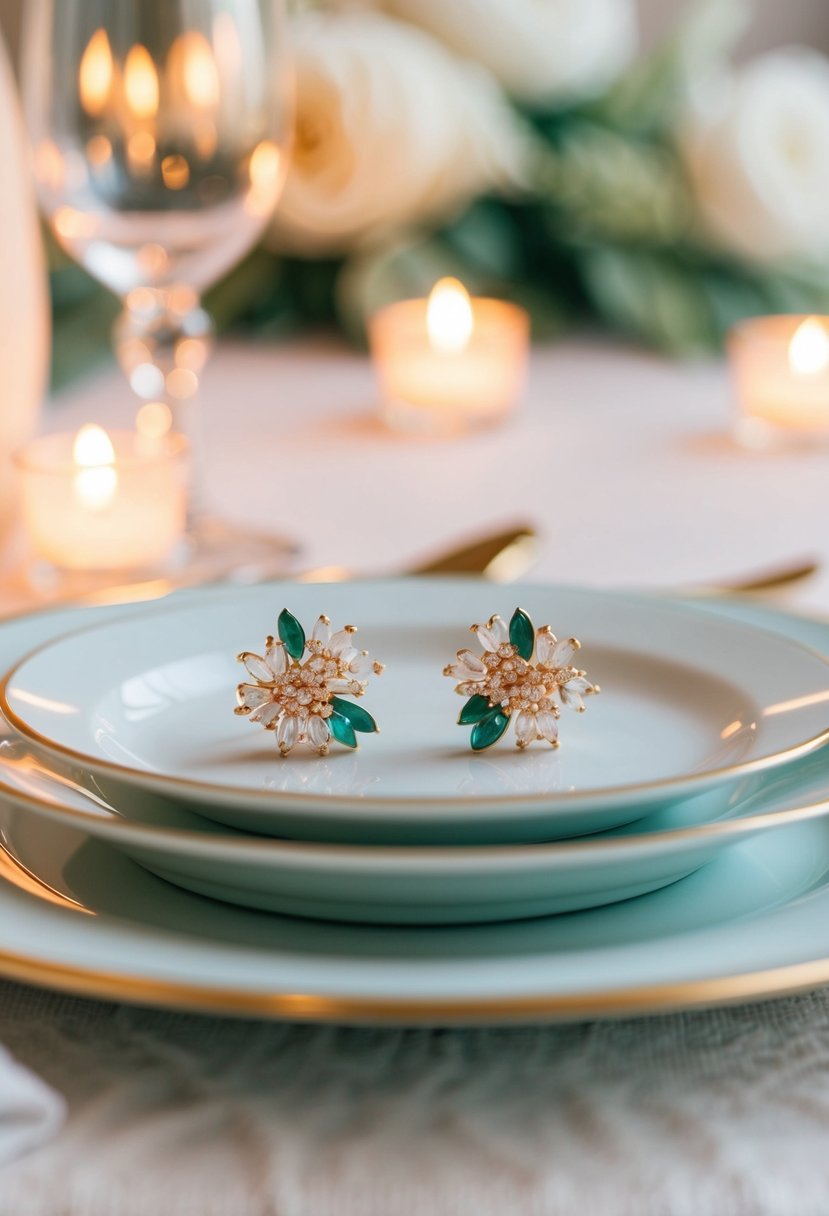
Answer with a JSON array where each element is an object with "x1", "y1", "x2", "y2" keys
[
  {"x1": 1, "y1": 593, "x2": 829, "y2": 924},
  {"x1": 4, "y1": 580, "x2": 829, "y2": 844}
]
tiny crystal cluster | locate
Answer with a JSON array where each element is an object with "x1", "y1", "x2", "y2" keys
[
  {"x1": 444, "y1": 608, "x2": 598, "y2": 751},
  {"x1": 235, "y1": 609, "x2": 383, "y2": 756}
]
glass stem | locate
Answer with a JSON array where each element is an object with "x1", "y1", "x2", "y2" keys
[{"x1": 114, "y1": 288, "x2": 214, "y2": 530}]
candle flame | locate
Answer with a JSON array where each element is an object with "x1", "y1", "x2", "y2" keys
[
  {"x1": 427, "y1": 278, "x2": 474, "y2": 355},
  {"x1": 124, "y1": 45, "x2": 159, "y2": 119},
  {"x1": 73, "y1": 425, "x2": 117, "y2": 511},
  {"x1": 180, "y1": 32, "x2": 220, "y2": 108},
  {"x1": 789, "y1": 317, "x2": 829, "y2": 377},
  {"x1": 79, "y1": 29, "x2": 114, "y2": 116},
  {"x1": 245, "y1": 140, "x2": 283, "y2": 215}
]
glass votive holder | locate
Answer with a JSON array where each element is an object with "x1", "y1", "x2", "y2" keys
[
  {"x1": 14, "y1": 426, "x2": 190, "y2": 575},
  {"x1": 729, "y1": 314, "x2": 829, "y2": 450},
  {"x1": 368, "y1": 279, "x2": 529, "y2": 438}
]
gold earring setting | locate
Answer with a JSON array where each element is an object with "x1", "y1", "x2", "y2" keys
[
  {"x1": 236, "y1": 609, "x2": 384, "y2": 756},
  {"x1": 444, "y1": 607, "x2": 598, "y2": 751}
]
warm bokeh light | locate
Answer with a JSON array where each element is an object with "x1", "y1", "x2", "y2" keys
[
  {"x1": 161, "y1": 153, "x2": 190, "y2": 190},
  {"x1": 166, "y1": 368, "x2": 199, "y2": 399},
  {"x1": 79, "y1": 29, "x2": 114, "y2": 116},
  {"x1": 179, "y1": 32, "x2": 220, "y2": 108},
  {"x1": 73, "y1": 423, "x2": 115, "y2": 467},
  {"x1": 245, "y1": 140, "x2": 282, "y2": 215},
  {"x1": 427, "y1": 278, "x2": 475, "y2": 355},
  {"x1": 789, "y1": 316, "x2": 829, "y2": 377},
  {"x1": 72, "y1": 424, "x2": 117, "y2": 510},
  {"x1": 136, "y1": 401, "x2": 173, "y2": 440},
  {"x1": 53, "y1": 206, "x2": 97, "y2": 241},
  {"x1": 250, "y1": 140, "x2": 281, "y2": 190},
  {"x1": 176, "y1": 337, "x2": 210, "y2": 372},
  {"x1": 126, "y1": 130, "x2": 156, "y2": 172},
  {"x1": 34, "y1": 140, "x2": 65, "y2": 192},
  {"x1": 124, "y1": 45, "x2": 159, "y2": 119},
  {"x1": 86, "y1": 134, "x2": 113, "y2": 168}
]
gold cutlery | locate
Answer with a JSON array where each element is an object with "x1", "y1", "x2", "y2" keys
[{"x1": 2, "y1": 522, "x2": 540, "y2": 618}]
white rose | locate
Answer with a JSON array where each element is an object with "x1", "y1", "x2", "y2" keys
[
  {"x1": 344, "y1": 0, "x2": 637, "y2": 106},
  {"x1": 270, "y1": 12, "x2": 530, "y2": 255},
  {"x1": 680, "y1": 49, "x2": 829, "y2": 263}
]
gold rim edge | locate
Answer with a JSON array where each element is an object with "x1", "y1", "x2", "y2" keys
[
  {"x1": 3, "y1": 588, "x2": 829, "y2": 812},
  {"x1": 1, "y1": 944, "x2": 829, "y2": 1024}
]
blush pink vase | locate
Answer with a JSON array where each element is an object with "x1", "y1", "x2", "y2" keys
[{"x1": 0, "y1": 30, "x2": 48, "y2": 544}]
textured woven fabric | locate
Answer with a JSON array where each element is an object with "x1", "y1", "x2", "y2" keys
[
  {"x1": 2, "y1": 979, "x2": 829, "y2": 1215},
  {"x1": 0, "y1": 1041, "x2": 64, "y2": 1168}
]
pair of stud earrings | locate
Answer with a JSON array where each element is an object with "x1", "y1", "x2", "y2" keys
[{"x1": 235, "y1": 607, "x2": 599, "y2": 757}]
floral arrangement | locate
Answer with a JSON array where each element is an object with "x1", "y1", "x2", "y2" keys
[{"x1": 52, "y1": 0, "x2": 829, "y2": 377}]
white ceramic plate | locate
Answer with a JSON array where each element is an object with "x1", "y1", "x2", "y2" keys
[
  {"x1": 4, "y1": 581, "x2": 829, "y2": 844},
  {"x1": 4, "y1": 797, "x2": 829, "y2": 1024}
]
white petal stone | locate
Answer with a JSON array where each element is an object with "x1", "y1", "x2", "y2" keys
[
  {"x1": 241, "y1": 653, "x2": 273, "y2": 683},
  {"x1": 447, "y1": 664, "x2": 486, "y2": 683},
  {"x1": 237, "y1": 684, "x2": 271, "y2": 710},
  {"x1": 312, "y1": 615, "x2": 331, "y2": 644},
  {"x1": 250, "y1": 701, "x2": 281, "y2": 727},
  {"x1": 327, "y1": 678, "x2": 353, "y2": 693},
  {"x1": 536, "y1": 631, "x2": 557, "y2": 666},
  {"x1": 348, "y1": 651, "x2": 372, "y2": 676},
  {"x1": 552, "y1": 638, "x2": 579, "y2": 667},
  {"x1": 330, "y1": 629, "x2": 355, "y2": 657},
  {"x1": 265, "y1": 641, "x2": 287, "y2": 677},
  {"x1": 488, "y1": 615, "x2": 509, "y2": 643},
  {"x1": 567, "y1": 676, "x2": 594, "y2": 695},
  {"x1": 559, "y1": 686, "x2": 584, "y2": 711},
  {"x1": 338, "y1": 646, "x2": 359, "y2": 668},
  {"x1": 473, "y1": 624, "x2": 499, "y2": 652},
  {"x1": 277, "y1": 715, "x2": 299, "y2": 753},
  {"x1": 514, "y1": 710, "x2": 537, "y2": 747},
  {"x1": 307, "y1": 715, "x2": 330, "y2": 748},
  {"x1": 455, "y1": 648, "x2": 487, "y2": 678},
  {"x1": 536, "y1": 710, "x2": 559, "y2": 744}
]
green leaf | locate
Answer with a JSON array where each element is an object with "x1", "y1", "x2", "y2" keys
[
  {"x1": 329, "y1": 711, "x2": 357, "y2": 749},
  {"x1": 277, "y1": 609, "x2": 306, "y2": 661},
  {"x1": 509, "y1": 609, "x2": 535, "y2": 661},
  {"x1": 330, "y1": 696, "x2": 377, "y2": 734},
  {"x1": 470, "y1": 710, "x2": 510, "y2": 752},
  {"x1": 458, "y1": 695, "x2": 493, "y2": 725}
]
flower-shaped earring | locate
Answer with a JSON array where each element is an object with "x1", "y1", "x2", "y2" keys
[
  {"x1": 444, "y1": 607, "x2": 598, "y2": 751},
  {"x1": 236, "y1": 609, "x2": 384, "y2": 756}
]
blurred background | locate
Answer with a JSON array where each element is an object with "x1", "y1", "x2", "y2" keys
[
  {"x1": 3, "y1": 0, "x2": 828, "y2": 62},
  {"x1": 6, "y1": 0, "x2": 829, "y2": 398}
]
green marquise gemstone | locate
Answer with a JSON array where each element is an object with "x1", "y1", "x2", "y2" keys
[
  {"x1": 470, "y1": 709, "x2": 510, "y2": 751},
  {"x1": 278, "y1": 608, "x2": 306, "y2": 661},
  {"x1": 509, "y1": 608, "x2": 534, "y2": 661},
  {"x1": 330, "y1": 696, "x2": 377, "y2": 734},
  {"x1": 458, "y1": 694, "x2": 493, "y2": 725},
  {"x1": 329, "y1": 711, "x2": 358, "y2": 749}
]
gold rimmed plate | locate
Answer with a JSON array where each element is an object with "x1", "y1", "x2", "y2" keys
[{"x1": 3, "y1": 581, "x2": 829, "y2": 843}]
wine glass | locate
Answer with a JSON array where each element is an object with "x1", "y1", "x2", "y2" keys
[{"x1": 22, "y1": 0, "x2": 293, "y2": 571}]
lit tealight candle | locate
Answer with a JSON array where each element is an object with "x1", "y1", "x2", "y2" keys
[
  {"x1": 369, "y1": 278, "x2": 529, "y2": 437},
  {"x1": 15, "y1": 425, "x2": 189, "y2": 571},
  {"x1": 729, "y1": 314, "x2": 829, "y2": 448}
]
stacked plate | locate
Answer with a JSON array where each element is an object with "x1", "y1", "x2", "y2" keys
[{"x1": 2, "y1": 578, "x2": 829, "y2": 1023}]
